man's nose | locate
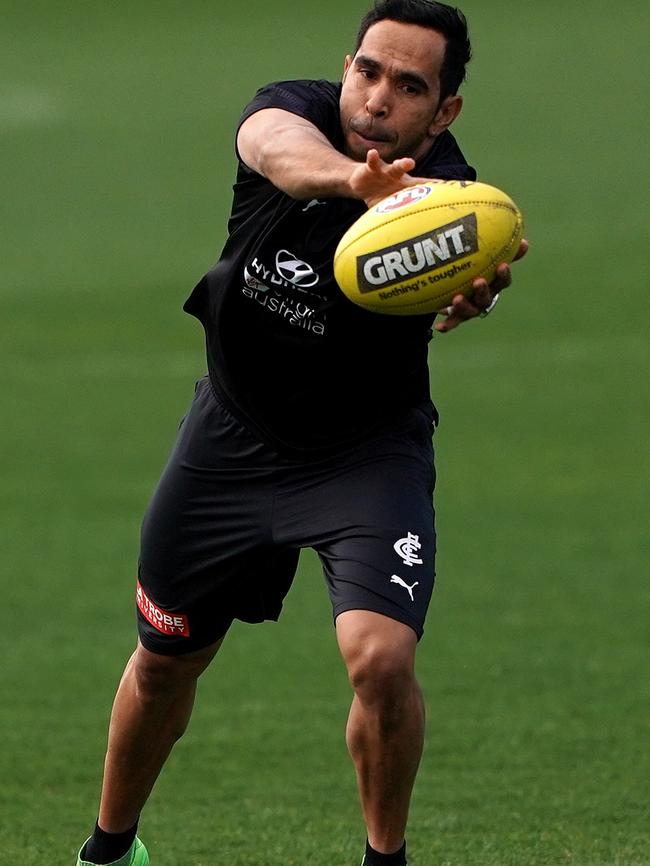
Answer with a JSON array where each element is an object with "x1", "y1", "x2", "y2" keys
[{"x1": 365, "y1": 82, "x2": 390, "y2": 117}]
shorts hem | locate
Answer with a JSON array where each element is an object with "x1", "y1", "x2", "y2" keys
[
  {"x1": 137, "y1": 621, "x2": 231, "y2": 657},
  {"x1": 332, "y1": 600, "x2": 424, "y2": 641}
]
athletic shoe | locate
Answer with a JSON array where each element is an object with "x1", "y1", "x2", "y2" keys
[{"x1": 76, "y1": 836, "x2": 149, "y2": 866}]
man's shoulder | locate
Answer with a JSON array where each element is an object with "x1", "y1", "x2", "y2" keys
[
  {"x1": 238, "y1": 79, "x2": 342, "y2": 147},
  {"x1": 242, "y1": 79, "x2": 340, "y2": 118},
  {"x1": 238, "y1": 79, "x2": 343, "y2": 150},
  {"x1": 252, "y1": 78, "x2": 341, "y2": 103},
  {"x1": 418, "y1": 130, "x2": 477, "y2": 182}
]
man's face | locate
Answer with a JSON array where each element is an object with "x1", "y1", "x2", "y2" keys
[{"x1": 340, "y1": 19, "x2": 462, "y2": 163}]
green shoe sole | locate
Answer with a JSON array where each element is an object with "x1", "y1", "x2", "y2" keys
[{"x1": 77, "y1": 836, "x2": 149, "y2": 866}]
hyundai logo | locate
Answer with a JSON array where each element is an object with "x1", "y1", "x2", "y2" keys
[{"x1": 275, "y1": 250, "x2": 319, "y2": 288}]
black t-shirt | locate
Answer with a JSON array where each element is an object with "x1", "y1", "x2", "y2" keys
[{"x1": 184, "y1": 79, "x2": 477, "y2": 457}]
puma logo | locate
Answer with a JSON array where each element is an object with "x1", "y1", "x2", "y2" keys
[
  {"x1": 302, "y1": 198, "x2": 326, "y2": 213},
  {"x1": 390, "y1": 575, "x2": 419, "y2": 602}
]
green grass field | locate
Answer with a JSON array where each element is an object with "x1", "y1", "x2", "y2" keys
[{"x1": 2, "y1": 2, "x2": 649, "y2": 864}]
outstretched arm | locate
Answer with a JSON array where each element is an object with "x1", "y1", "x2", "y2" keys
[
  {"x1": 238, "y1": 108, "x2": 529, "y2": 327},
  {"x1": 237, "y1": 108, "x2": 421, "y2": 205}
]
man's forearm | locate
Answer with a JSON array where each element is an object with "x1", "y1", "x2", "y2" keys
[
  {"x1": 238, "y1": 108, "x2": 360, "y2": 200},
  {"x1": 237, "y1": 108, "x2": 422, "y2": 207}
]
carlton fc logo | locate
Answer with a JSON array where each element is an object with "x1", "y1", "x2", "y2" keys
[{"x1": 275, "y1": 250, "x2": 319, "y2": 288}]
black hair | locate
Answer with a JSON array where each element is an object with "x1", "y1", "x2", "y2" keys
[{"x1": 355, "y1": 0, "x2": 472, "y2": 102}]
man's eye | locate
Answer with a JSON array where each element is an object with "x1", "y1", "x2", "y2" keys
[{"x1": 359, "y1": 68, "x2": 376, "y2": 79}]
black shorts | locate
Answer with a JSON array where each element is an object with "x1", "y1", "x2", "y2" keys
[{"x1": 136, "y1": 376, "x2": 437, "y2": 654}]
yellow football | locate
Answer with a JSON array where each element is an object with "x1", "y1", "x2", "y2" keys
[{"x1": 334, "y1": 180, "x2": 524, "y2": 315}]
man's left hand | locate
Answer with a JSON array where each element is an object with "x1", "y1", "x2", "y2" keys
[{"x1": 434, "y1": 239, "x2": 529, "y2": 333}]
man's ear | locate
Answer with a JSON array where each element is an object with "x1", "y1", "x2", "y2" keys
[
  {"x1": 342, "y1": 54, "x2": 353, "y2": 82},
  {"x1": 429, "y1": 94, "x2": 463, "y2": 136}
]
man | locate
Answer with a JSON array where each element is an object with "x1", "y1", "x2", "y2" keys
[{"x1": 76, "y1": 2, "x2": 527, "y2": 864}]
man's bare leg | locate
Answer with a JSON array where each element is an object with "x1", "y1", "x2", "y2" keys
[
  {"x1": 96, "y1": 639, "x2": 222, "y2": 832},
  {"x1": 336, "y1": 610, "x2": 424, "y2": 856}
]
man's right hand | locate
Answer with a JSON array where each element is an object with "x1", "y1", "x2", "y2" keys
[{"x1": 349, "y1": 149, "x2": 427, "y2": 207}]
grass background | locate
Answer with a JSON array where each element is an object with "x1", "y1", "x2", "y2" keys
[{"x1": 1, "y1": 1, "x2": 649, "y2": 864}]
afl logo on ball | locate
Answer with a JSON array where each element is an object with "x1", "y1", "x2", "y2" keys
[
  {"x1": 375, "y1": 185, "x2": 433, "y2": 214},
  {"x1": 275, "y1": 250, "x2": 319, "y2": 288}
]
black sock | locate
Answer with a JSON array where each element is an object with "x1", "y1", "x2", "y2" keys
[
  {"x1": 82, "y1": 820, "x2": 138, "y2": 865},
  {"x1": 363, "y1": 839, "x2": 407, "y2": 866}
]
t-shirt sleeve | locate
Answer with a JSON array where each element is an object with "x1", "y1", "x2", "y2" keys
[
  {"x1": 236, "y1": 79, "x2": 341, "y2": 154},
  {"x1": 416, "y1": 130, "x2": 477, "y2": 182}
]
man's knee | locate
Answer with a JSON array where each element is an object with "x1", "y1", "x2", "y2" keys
[
  {"x1": 131, "y1": 640, "x2": 221, "y2": 699},
  {"x1": 346, "y1": 640, "x2": 416, "y2": 698},
  {"x1": 337, "y1": 611, "x2": 418, "y2": 705}
]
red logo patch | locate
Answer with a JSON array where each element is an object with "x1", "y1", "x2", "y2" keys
[{"x1": 136, "y1": 582, "x2": 190, "y2": 637}]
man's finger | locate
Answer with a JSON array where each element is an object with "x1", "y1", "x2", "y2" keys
[
  {"x1": 513, "y1": 238, "x2": 529, "y2": 261},
  {"x1": 434, "y1": 312, "x2": 463, "y2": 333},
  {"x1": 390, "y1": 157, "x2": 415, "y2": 175},
  {"x1": 470, "y1": 279, "x2": 492, "y2": 309},
  {"x1": 490, "y1": 263, "x2": 512, "y2": 292},
  {"x1": 434, "y1": 291, "x2": 481, "y2": 333},
  {"x1": 365, "y1": 148, "x2": 381, "y2": 170}
]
